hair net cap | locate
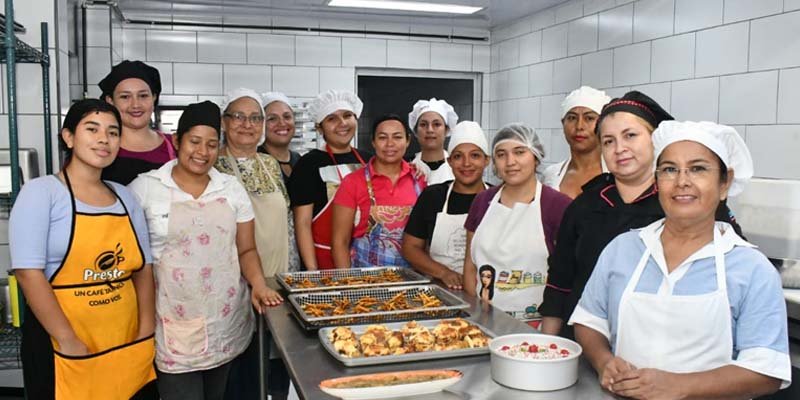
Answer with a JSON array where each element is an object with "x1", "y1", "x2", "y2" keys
[
  {"x1": 653, "y1": 121, "x2": 753, "y2": 197},
  {"x1": 561, "y1": 86, "x2": 611, "y2": 118},
  {"x1": 408, "y1": 98, "x2": 459, "y2": 134},
  {"x1": 261, "y1": 92, "x2": 293, "y2": 110},
  {"x1": 447, "y1": 121, "x2": 489, "y2": 155},
  {"x1": 308, "y1": 90, "x2": 363, "y2": 124},
  {"x1": 222, "y1": 88, "x2": 265, "y2": 114},
  {"x1": 492, "y1": 123, "x2": 545, "y2": 161}
]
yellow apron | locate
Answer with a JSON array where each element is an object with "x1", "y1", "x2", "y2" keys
[{"x1": 47, "y1": 170, "x2": 156, "y2": 399}]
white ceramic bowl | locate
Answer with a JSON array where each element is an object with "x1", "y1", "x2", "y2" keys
[{"x1": 489, "y1": 333, "x2": 582, "y2": 391}]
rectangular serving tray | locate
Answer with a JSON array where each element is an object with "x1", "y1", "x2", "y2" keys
[
  {"x1": 318, "y1": 319, "x2": 496, "y2": 367},
  {"x1": 277, "y1": 267, "x2": 431, "y2": 293}
]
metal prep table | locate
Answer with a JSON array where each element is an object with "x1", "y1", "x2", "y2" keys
[{"x1": 263, "y1": 279, "x2": 617, "y2": 400}]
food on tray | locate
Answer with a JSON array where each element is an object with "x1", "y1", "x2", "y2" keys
[
  {"x1": 300, "y1": 290, "x2": 445, "y2": 318},
  {"x1": 497, "y1": 341, "x2": 572, "y2": 360},
  {"x1": 323, "y1": 370, "x2": 459, "y2": 389},
  {"x1": 283, "y1": 269, "x2": 405, "y2": 288},
  {"x1": 327, "y1": 319, "x2": 490, "y2": 358}
]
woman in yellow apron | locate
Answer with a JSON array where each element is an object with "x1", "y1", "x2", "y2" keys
[{"x1": 10, "y1": 99, "x2": 157, "y2": 399}]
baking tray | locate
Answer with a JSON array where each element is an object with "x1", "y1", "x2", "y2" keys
[
  {"x1": 319, "y1": 319, "x2": 496, "y2": 367},
  {"x1": 287, "y1": 285, "x2": 469, "y2": 330},
  {"x1": 277, "y1": 267, "x2": 430, "y2": 293}
]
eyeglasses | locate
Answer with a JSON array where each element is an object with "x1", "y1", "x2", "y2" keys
[
  {"x1": 655, "y1": 165, "x2": 719, "y2": 180},
  {"x1": 224, "y1": 112, "x2": 265, "y2": 125}
]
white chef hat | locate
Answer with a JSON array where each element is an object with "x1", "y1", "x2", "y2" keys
[
  {"x1": 222, "y1": 87, "x2": 264, "y2": 115},
  {"x1": 308, "y1": 90, "x2": 363, "y2": 124},
  {"x1": 561, "y1": 86, "x2": 611, "y2": 119},
  {"x1": 653, "y1": 121, "x2": 753, "y2": 197},
  {"x1": 261, "y1": 91, "x2": 293, "y2": 111},
  {"x1": 492, "y1": 123, "x2": 545, "y2": 161},
  {"x1": 408, "y1": 98, "x2": 459, "y2": 134},
  {"x1": 447, "y1": 121, "x2": 489, "y2": 155}
]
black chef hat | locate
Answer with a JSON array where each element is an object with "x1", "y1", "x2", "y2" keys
[
  {"x1": 177, "y1": 101, "x2": 221, "y2": 140},
  {"x1": 596, "y1": 91, "x2": 673, "y2": 133},
  {"x1": 98, "y1": 60, "x2": 162, "y2": 101}
]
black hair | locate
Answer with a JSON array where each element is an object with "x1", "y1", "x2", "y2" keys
[
  {"x1": 59, "y1": 99, "x2": 123, "y2": 163},
  {"x1": 478, "y1": 264, "x2": 496, "y2": 300},
  {"x1": 371, "y1": 114, "x2": 411, "y2": 140}
]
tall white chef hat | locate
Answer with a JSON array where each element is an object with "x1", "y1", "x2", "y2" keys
[
  {"x1": 492, "y1": 122, "x2": 545, "y2": 162},
  {"x1": 308, "y1": 90, "x2": 363, "y2": 124},
  {"x1": 261, "y1": 91, "x2": 293, "y2": 111},
  {"x1": 408, "y1": 98, "x2": 459, "y2": 134},
  {"x1": 221, "y1": 87, "x2": 266, "y2": 145},
  {"x1": 653, "y1": 121, "x2": 753, "y2": 197},
  {"x1": 561, "y1": 86, "x2": 611, "y2": 119},
  {"x1": 447, "y1": 121, "x2": 489, "y2": 155}
]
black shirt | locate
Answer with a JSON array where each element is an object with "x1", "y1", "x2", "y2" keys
[
  {"x1": 288, "y1": 148, "x2": 373, "y2": 216},
  {"x1": 540, "y1": 173, "x2": 743, "y2": 338},
  {"x1": 258, "y1": 147, "x2": 301, "y2": 185},
  {"x1": 424, "y1": 159, "x2": 446, "y2": 171},
  {"x1": 404, "y1": 181, "x2": 480, "y2": 244}
]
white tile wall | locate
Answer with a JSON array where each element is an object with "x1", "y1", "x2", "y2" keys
[
  {"x1": 604, "y1": 86, "x2": 631, "y2": 99},
  {"x1": 223, "y1": 65, "x2": 271, "y2": 94},
  {"x1": 529, "y1": 62, "x2": 554, "y2": 96},
  {"x1": 777, "y1": 68, "x2": 800, "y2": 124},
  {"x1": 86, "y1": 47, "x2": 111, "y2": 86},
  {"x1": 670, "y1": 77, "x2": 719, "y2": 122},
  {"x1": 613, "y1": 42, "x2": 650, "y2": 86},
  {"x1": 342, "y1": 38, "x2": 386, "y2": 68},
  {"x1": 497, "y1": 38, "x2": 520, "y2": 70},
  {"x1": 746, "y1": 125, "x2": 800, "y2": 179},
  {"x1": 489, "y1": 70, "x2": 507, "y2": 101},
  {"x1": 495, "y1": 99, "x2": 520, "y2": 128},
  {"x1": 718, "y1": 71, "x2": 779, "y2": 125},
  {"x1": 598, "y1": 4, "x2": 633, "y2": 50},
  {"x1": 674, "y1": 0, "x2": 722, "y2": 34},
  {"x1": 174, "y1": 64, "x2": 223, "y2": 95},
  {"x1": 581, "y1": 50, "x2": 613, "y2": 88},
  {"x1": 247, "y1": 34, "x2": 295, "y2": 65},
  {"x1": 540, "y1": 94, "x2": 567, "y2": 129},
  {"x1": 146, "y1": 30, "x2": 197, "y2": 63},
  {"x1": 519, "y1": 32, "x2": 542, "y2": 66},
  {"x1": 568, "y1": 15, "x2": 599, "y2": 56},
  {"x1": 787, "y1": 0, "x2": 800, "y2": 12},
  {"x1": 723, "y1": 0, "x2": 783, "y2": 24},
  {"x1": 472, "y1": 45, "x2": 491, "y2": 72},
  {"x1": 492, "y1": 19, "x2": 531, "y2": 43},
  {"x1": 553, "y1": 56, "x2": 582, "y2": 93},
  {"x1": 518, "y1": 97, "x2": 541, "y2": 128},
  {"x1": 86, "y1": 8, "x2": 111, "y2": 48},
  {"x1": 531, "y1": 8, "x2": 557, "y2": 31},
  {"x1": 122, "y1": 29, "x2": 146, "y2": 61},
  {"x1": 542, "y1": 24, "x2": 569, "y2": 61},
  {"x1": 319, "y1": 67, "x2": 355, "y2": 93},
  {"x1": 508, "y1": 67, "x2": 529, "y2": 99},
  {"x1": 272, "y1": 66, "x2": 319, "y2": 97},
  {"x1": 632, "y1": 82, "x2": 671, "y2": 111},
  {"x1": 749, "y1": 12, "x2": 800, "y2": 71},
  {"x1": 430, "y1": 43, "x2": 472, "y2": 71},
  {"x1": 633, "y1": 0, "x2": 674, "y2": 42},
  {"x1": 555, "y1": 1, "x2": 584, "y2": 24},
  {"x1": 650, "y1": 33, "x2": 694, "y2": 82},
  {"x1": 159, "y1": 94, "x2": 200, "y2": 106},
  {"x1": 296, "y1": 36, "x2": 341, "y2": 67},
  {"x1": 148, "y1": 62, "x2": 174, "y2": 95},
  {"x1": 198, "y1": 32, "x2": 247, "y2": 64},
  {"x1": 387, "y1": 41, "x2": 431, "y2": 69},
  {"x1": 695, "y1": 22, "x2": 749, "y2": 78},
  {"x1": 584, "y1": 0, "x2": 618, "y2": 15}
]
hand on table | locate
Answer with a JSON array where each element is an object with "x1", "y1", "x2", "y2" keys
[
  {"x1": 252, "y1": 285, "x2": 284, "y2": 314},
  {"x1": 600, "y1": 356, "x2": 636, "y2": 392},
  {"x1": 610, "y1": 368, "x2": 685, "y2": 400},
  {"x1": 440, "y1": 270, "x2": 463, "y2": 290}
]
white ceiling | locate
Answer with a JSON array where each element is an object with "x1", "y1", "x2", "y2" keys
[{"x1": 114, "y1": 0, "x2": 569, "y2": 30}]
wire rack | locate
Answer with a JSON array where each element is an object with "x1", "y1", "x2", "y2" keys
[
  {"x1": 277, "y1": 267, "x2": 430, "y2": 293},
  {"x1": 0, "y1": 325, "x2": 21, "y2": 370}
]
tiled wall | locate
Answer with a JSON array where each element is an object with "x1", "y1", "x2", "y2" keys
[{"x1": 487, "y1": 0, "x2": 800, "y2": 179}]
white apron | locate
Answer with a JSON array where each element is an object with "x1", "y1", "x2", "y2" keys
[
  {"x1": 429, "y1": 182, "x2": 485, "y2": 273},
  {"x1": 411, "y1": 151, "x2": 454, "y2": 185},
  {"x1": 226, "y1": 153, "x2": 290, "y2": 277},
  {"x1": 614, "y1": 223, "x2": 733, "y2": 373},
  {"x1": 471, "y1": 182, "x2": 549, "y2": 319},
  {"x1": 155, "y1": 194, "x2": 254, "y2": 373}
]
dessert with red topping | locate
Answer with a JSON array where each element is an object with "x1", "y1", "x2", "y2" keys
[{"x1": 496, "y1": 341, "x2": 571, "y2": 360}]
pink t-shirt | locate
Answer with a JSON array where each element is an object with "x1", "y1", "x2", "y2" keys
[{"x1": 333, "y1": 159, "x2": 426, "y2": 238}]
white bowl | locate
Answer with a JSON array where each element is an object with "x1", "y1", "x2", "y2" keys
[{"x1": 489, "y1": 334, "x2": 582, "y2": 391}]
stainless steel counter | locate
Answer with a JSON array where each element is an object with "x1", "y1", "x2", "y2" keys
[{"x1": 263, "y1": 280, "x2": 617, "y2": 400}]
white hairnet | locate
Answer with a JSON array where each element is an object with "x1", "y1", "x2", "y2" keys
[
  {"x1": 492, "y1": 123, "x2": 545, "y2": 162},
  {"x1": 408, "y1": 98, "x2": 459, "y2": 134},
  {"x1": 261, "y1": 91, "x2": 293, "y2": 110},
  {"x1": 221, "y1": 87, "x2": 266, "y2": 146},
  {"x1": 308, "y1": 90, "x2": 363, "y2": 124},
  {"x1": 561, "y1": 86, "x2": 611, "y2": 119},
  {"x1": 653, "y1": 121, "x2": 753, "y2": 197},
  {"x1": 447, "y1": 121, "x2": 489, "y2": 155}
]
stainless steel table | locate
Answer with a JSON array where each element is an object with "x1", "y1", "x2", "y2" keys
[{"x1": 263, "y1": 280, "x2": 617, "y2": 400}]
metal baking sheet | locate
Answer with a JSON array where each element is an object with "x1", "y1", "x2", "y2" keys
[
  {"x1": 277, "y1": 267, "x2": 430, "y2": 293},
  {"x1": 318, "y1": 319, "x2": 496, "y2": 367},
  {"x1": 287, "y1": 285, "x2": 469, "y2": 329}
]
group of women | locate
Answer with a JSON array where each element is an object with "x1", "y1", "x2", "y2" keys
[{"x1": 7, "y1": 58, "x2": 791, "y2": 400}]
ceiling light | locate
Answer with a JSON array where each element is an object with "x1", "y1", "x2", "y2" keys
[{"x1": 328, "y1": 0, "x2": 483, "y2": 15}]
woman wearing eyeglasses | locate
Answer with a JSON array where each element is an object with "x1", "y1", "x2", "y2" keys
[
  {"x1": 539, "y1": 92, "x2": 743, "y2": 338},
  {"x1": 570, "y1": 121, "x2": 789, "y2": 398}
]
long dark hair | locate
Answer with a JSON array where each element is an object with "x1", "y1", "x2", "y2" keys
[
  {"x1": 478, "y1": 264, "x2": 496, "y2": 300},
  {"x1": 59, "y1": 99, "x2": 123, "y2": 165}
]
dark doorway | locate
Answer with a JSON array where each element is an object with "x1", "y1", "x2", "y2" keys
[{"x1": 357, "y1": 75, "x2": 475, "y2": 158}]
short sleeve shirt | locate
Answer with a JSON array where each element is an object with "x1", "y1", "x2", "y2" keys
[
  {"x1": 102, "y1": 131, "x2": 176, "y2": 185},
  {"x1": 10, "y1": 175, "x2": 153, "y2": 279},
  {"x1": 128, "y1": 159, "x2": 254, "y2": 262},
  {"x1": 288, "y1": 148, "x2": 372, "y2": 216},
  {"x1": 404, "y1": 181, "x2": 482, "y2": 244}
]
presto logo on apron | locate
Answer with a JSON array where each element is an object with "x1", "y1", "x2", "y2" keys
[{"x1": 48, "y1": 170, "x2": 156, "y2": 399}]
